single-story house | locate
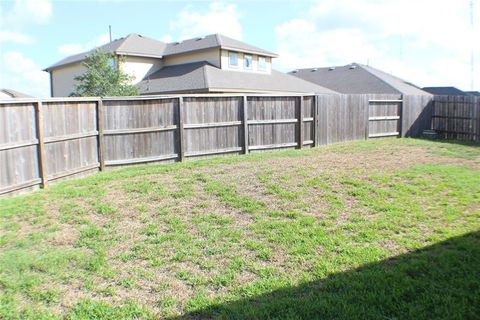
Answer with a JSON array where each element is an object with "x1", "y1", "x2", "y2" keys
[
  {"x1": 45, "y1": 34, "x2": 336, "y2": 96},
  {"x1": 0, "y1": 88, "x2": 33, "y2": 99},
  {"x1": 422, "y1": 86, "x2": 469, "y2": 96},
  {"x1": 289, "y1": 63, "x2": 431, "y2": 96}
]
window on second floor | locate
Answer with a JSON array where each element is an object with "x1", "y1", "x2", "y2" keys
[
  {"x1": 244, "y1": 54, "x2": 252, "y2": 69},
  {"x1": 229, "y1": 52, "x2": 238, "y2": 67},
  {"x1": 258, "y1": 56, "x2": 266, "y2": 71}
]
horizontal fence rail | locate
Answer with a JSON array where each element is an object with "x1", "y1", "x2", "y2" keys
[{"x1": 0, "y1": 93, "x2": 434, "y2": 196}]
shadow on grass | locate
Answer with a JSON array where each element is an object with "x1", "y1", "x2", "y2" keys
[{"x1": 172, "y1": 231, "x2": 480, "y2": 320}]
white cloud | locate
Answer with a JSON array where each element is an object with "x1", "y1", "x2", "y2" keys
[
  {"x1": 0, "y1": 30, "x2": 34, "y2": 44},
  {"x1": 2, "y1": 0, "x2": 52, "y2": 28},
  {"x1": 0, "y1": 0, "x2": 52, "y2": 44},
  {"x1": 58, "y1": 33, "x2": 110, "y2": 56},
  {"x1": 275, "y1": 0, "x2": 480, "y2": 90},
  {"x1": 170, "y1": 2, "x2": 242, "y2": 40},
  {"x1": 0, "y1": 51, "x2": 50, "y2": 97}
]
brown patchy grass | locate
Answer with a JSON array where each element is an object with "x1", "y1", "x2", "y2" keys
[{"x1": 0, "y1": 138, "x2": 479, "y2": 319}]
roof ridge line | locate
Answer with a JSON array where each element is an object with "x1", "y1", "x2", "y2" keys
[
  {"x1": 358, "y1": 64, "x2": 401, "y2": 95},
  {"x1": 115, "y1": 34, "x2": 133, "y2": 53},
  {"x1": 214, "y1": 33, "x2": 221, "y2": 47}
]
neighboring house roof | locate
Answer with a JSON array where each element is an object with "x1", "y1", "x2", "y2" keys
[
  {"x1": 422, "y1": 86, "x2": 468, "y2": 96},
  {"x1": 163, "y1": 34, "x2": 277, "y2": 57},
  {"x1": 45, "y1": 33, "x2": 277, "y2": 71},
  {"x1": 466, "y1": 91, "x2": 480, "y2": 96},
  {"x1": 137, "y1": 61, "x2": 336, "y2": 94},
  {"x1": 45, "y1": 34, "x2": 166, "y2": 71},
  {"x1": 0, "y1": 88, "x2": 33, "y2": 98},
  {"x1": 290, "y1": 63, "x2": 430, "y2": 95}
]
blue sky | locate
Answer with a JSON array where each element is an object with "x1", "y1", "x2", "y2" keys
[{"x1": 0, "y1": 0, "x2": 479, "y2": 97}]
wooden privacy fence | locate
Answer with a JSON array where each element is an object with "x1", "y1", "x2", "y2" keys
[
  {"x1": 431, "y1": 95, "x2": 480, "y2": 141},
  {"x1": 0, "y1": 93, "x2": 431, "y2": 196}
]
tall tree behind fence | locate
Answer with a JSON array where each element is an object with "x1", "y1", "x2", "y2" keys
[
  {"x1": 431, "y1": 95, "x2": 479, "y2": 141},
  {"x1": 0, "y1": 93, "x2": 432, "y2": 196}
]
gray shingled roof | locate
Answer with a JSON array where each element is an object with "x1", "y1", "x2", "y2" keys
[
  {"x1": 163, "y1": 34, "x2": 277, "y2": 57},
  {"x1": 422, "y1": 87, "x2": 468, "y2": 96},
  {"x1": 46, "y1": 33, "x2": 277, "y2": 71},
  {"x1": 137, "y1": 61, "x2": 336, "y2": 94},
  {"x1": 290, "y1": 63, "x2": 430, "y2": 95},
  {"x1": 0, "y1": 88, "x2": 33, "y2": 98},
  {"x1": 466, "y1": 91, "x2": 480, "y2": 96},
  {"x1": 45, "y1": 34, "x2": 166, "y2": 71}
]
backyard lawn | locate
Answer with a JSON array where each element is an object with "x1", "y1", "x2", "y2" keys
[{"x1": 0, "y1": 138, "x2": 479, "y2": 319}]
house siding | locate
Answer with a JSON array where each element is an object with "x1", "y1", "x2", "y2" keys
[
  {"x1": 163, "y1": 48, "x2": 220, "y2": 67},
  {"x1": 120, "y1": 56, "x2": 163, "y2": 83},
  {"x1": 51, "y1": 63, "x2": 87, "y2": 97}
]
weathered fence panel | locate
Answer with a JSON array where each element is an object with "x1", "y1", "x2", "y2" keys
[
  {"x1": 102, "y1": 98, "x2": 178, "y2": 165},
  {"x1": 42, "y1": 101, "x2": 99, "y2": 181},
  {"x1": 247, "y1": 96, "x2": 298, "y2": 150},
  {"x1": 431, "y1": 95, "x2": 479, "y2": 141},
  {"x1": 368, "y1": 95, "x2": 402, "y2": 138},
  {"x1": 0, "y1": 102, "x2": 40, "y2": 195},
  {"x1": 402, "y1": 94, "x2": 434, "y2": 137},
  {"x1": 1, "y1": 93, "x2": 437, "y2": 196},
  {"x1": 183, "y1": 97, "x2": 243, "y2": 157}
]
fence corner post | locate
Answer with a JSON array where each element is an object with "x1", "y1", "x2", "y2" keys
[
  {"x1": 34, "y1": 100, "x2": 47, "y2": 189},
  {"x1": 96, "y1": 99, "x2": 105, "y2": 171},
  {"x1": 399, "y1": 94, "x2": 404, "y2": 138},
  {"x1": 242, "y1": 96, "x2": 249, "y2": 154},
  {"x1": 177, "y1": 97, "x2": 185, "y2": 161},
  {"x1": 365, "y1": 96, "x2": 370, "y2": 140},
  {"x1": 313, "y1": 95, "x2": 318, "y2": 147},
  {"x1": 297, "y1": 96, "x2": 304, "y2": 149}
]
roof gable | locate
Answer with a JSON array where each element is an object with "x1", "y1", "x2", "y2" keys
[
  {"x1": 291, "y1": 63, "x2": 430, "y2": 95},
  {"x1": 45, "y1": 34, "x2": 167, "y2": 71}
]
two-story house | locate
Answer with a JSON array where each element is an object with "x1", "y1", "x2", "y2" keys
[{"x1": 45, "y1": 34, "x2": 335, "y2": 96}]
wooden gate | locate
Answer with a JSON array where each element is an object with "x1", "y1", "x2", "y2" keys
[{"x1": 367, "y1": 98, "x2": 403, "y2": 138}]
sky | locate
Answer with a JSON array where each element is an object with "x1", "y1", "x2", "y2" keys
[{"x1": 0, "y1": 0, "x2": 479, "y2": 97}]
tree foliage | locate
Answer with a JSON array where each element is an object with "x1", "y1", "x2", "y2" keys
[{"x1": 72, "y1": 50, "x2": 139, "y2": 97}]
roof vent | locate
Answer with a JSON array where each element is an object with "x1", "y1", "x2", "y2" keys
[
  {"x1": 349, "y1": 65, "x2": 357, "y2": 69},
  {"x1": 311, "y1": 68, "x2": 318, "y2": 72}
]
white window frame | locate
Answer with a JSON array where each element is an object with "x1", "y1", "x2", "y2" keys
[
  {"x1": 244, "y1": 54, "x2": 253, "y2": 69},
  {"x1": 229, "y1": 51, "x2": 239, "y2": 67},
  {"x1": 258, "y1": 56, "x2": 266, "y2": 71}
]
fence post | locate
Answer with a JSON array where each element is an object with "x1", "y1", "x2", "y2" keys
[
  {"x1": 365, "y1": 96, "x2": 370, "y2": 140},
  {"x1": 399, "y1": 94, "x2": 404, "y2": 138},
  {"x1": 96, "y1": 99, "x2": 105, "y2": 171},
  {"x1": 297, "y1": 96, "x2": 304, "y2": 149},
  {"x1": 177, "y1": 97, "x2": 185, "y2": 161},
  {"x1": 313, "y1": 95, "x2": 317, "y2": 147},
  {"x1": 242, "y1": 96, "x2": 249, "y2": 154},
  {"x1": 34, "y1": 100, "x2": 47, "y2": 188}
]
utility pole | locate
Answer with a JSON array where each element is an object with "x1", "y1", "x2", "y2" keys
[
  {"x1": 109, "y1": 25, "x2": 112, "y2": 43},
  {"x1": 471, "y1": 0, "x2": 475, "y2": 90}
]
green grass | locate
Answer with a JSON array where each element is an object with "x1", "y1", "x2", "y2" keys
[{"x1": 0, "y1": 138, "x2": 479, "y2": 319}]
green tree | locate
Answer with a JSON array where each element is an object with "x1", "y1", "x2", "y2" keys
[{"x1": 72, "y1": 50, "x2": 139, "y2": 97}]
